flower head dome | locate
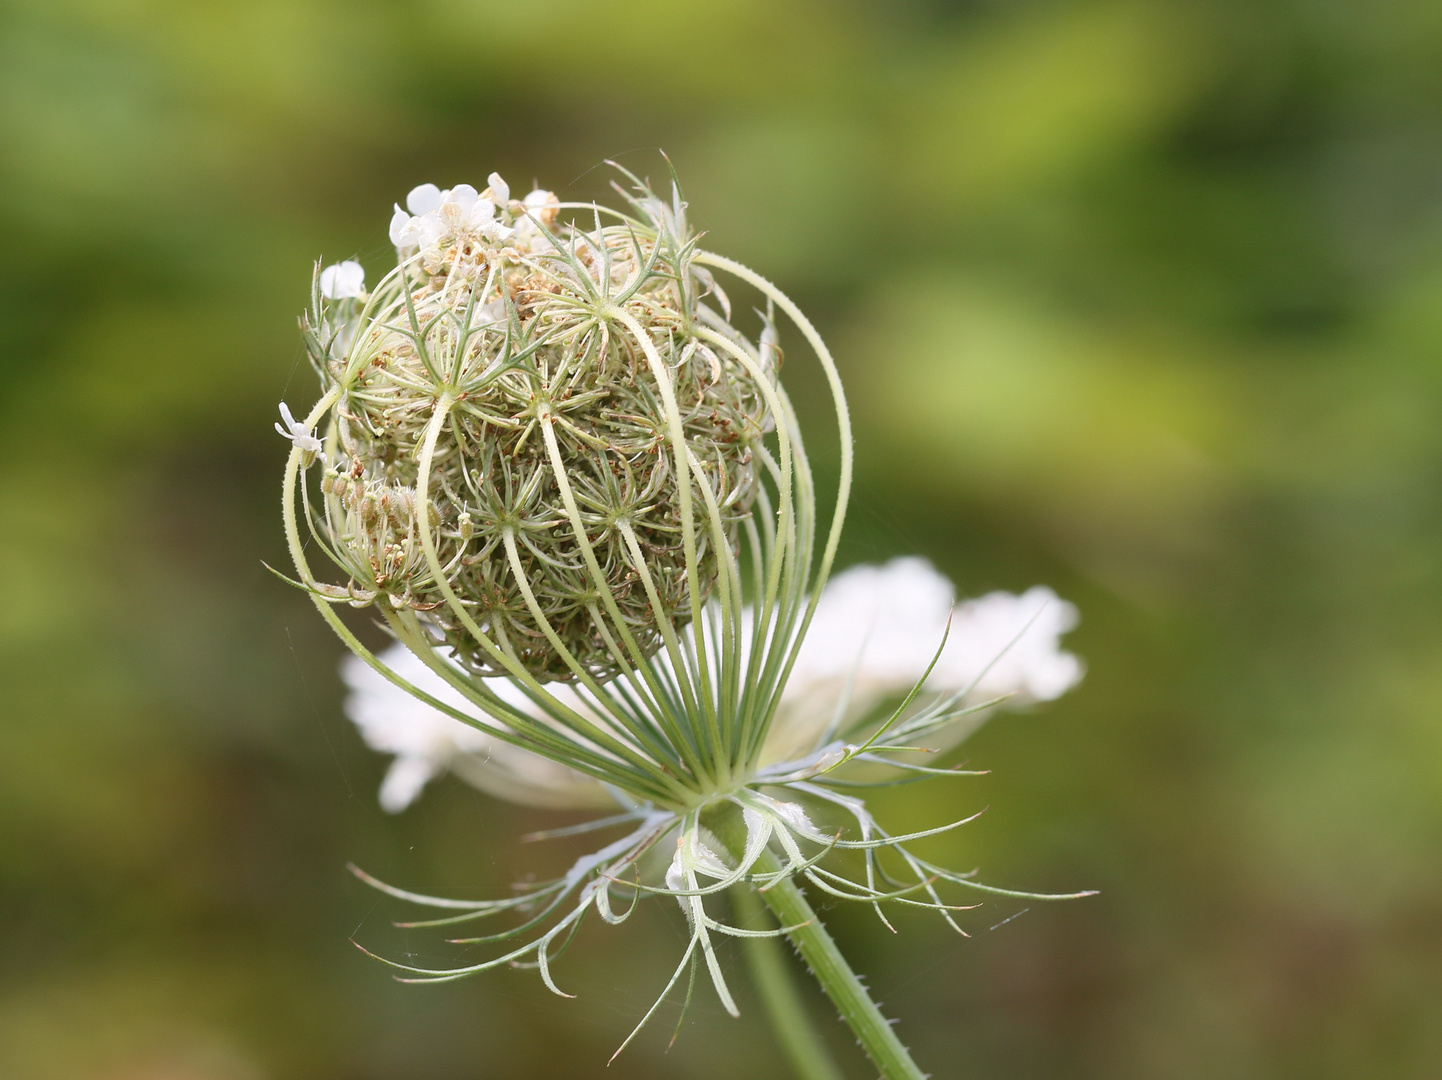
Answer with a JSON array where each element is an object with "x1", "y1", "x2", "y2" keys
[{"x1": 300, "y1": 168, "x2": 770, "y2": 681}]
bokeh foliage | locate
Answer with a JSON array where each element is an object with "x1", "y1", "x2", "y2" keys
[{"x1": 3, "y1": 0, "x2": 1441, "y2": 1077}]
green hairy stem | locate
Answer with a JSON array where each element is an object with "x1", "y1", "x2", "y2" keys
[
  {"x1": 712, "y1": 808, "x2": 928, "y2": 1080},
  {"x1": 732, "y1": 884, "x2": 847, "y2": 1080}
]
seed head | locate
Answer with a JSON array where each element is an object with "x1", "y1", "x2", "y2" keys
[{"x1": 299, "y1": 169, "x2": 773, "y2": 681}]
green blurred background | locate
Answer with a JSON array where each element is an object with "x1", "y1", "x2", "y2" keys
[{"x1": 4, "y1": 0, "x2": 1441, "y2": 1076}]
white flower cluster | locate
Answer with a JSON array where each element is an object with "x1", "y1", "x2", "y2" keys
[
  {"x1": 343, "y1": 558, "x2": 1083, "y2": 812},
  {"x1": 386, "y1": 172, "x2": 560, "y2": 262}
]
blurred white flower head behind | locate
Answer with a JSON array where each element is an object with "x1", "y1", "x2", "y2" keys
[{"x1": 343, "y1": 557, "x2": 1082, "y2": 813}]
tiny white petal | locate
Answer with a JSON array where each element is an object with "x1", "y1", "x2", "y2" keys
[
  {"x1": 338, "y1": 260, "x2": 365, "y2": 295},
  {"x1": 941, "y1": 585, "x2": 1084, "y2": 703},
  {"x1": 275, "y1": 402, "x2": 322, "y2": 454},
  {"x1": 406, "y1": 183, "x2": 443, "y2": 215},
  {"x1": 320, "y1": 260, "x2": 364, "y2": 299},
  {"x1": 487, "y1": 172, "x2": 509, "y2": 206},
  {"x1": 446, "y1": 183, "x2": 478, "y2": 212},
  {"x1": 418, "y1": 214, "x2": 447, "y2": 248},
  {"x1": 379, "y1": 756, "x2": 440, "y2": 813},
  {"x1": 465, "y1": 197, "x2": 496, "y2": 229},
  {"x1": 389, "y1": 206, "x2": 413, "y2": 246}
]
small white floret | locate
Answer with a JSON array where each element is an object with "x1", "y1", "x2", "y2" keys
[
  {"x1": 465, "y1": 197, "x2": 496, "y2": 230},
  {"x1": 487, "y1": 172, "x2": 509, "y2": 206},
  {"x1": 389, "y1": 205, "x2": 418, "y2": 247},
  {"x1": 319, "y1": 260, "x2": 365, "y2": 300},
  {"x1": 445, "y1": 184, "x2": 479, "y2": 212},
  {"x1": 274, "y1": 402, "x2": 323, "y2": 455},
  {"x1": 521, "y1": 189, "x2": 560, "y2": 225},
  {"x1": 406, "y1": 183, "x2": 443, "y2": 215}
]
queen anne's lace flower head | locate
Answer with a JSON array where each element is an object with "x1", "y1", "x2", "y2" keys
[{"x1": 278, "y1": 163, "x2": 1089, "y2": 1065}]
